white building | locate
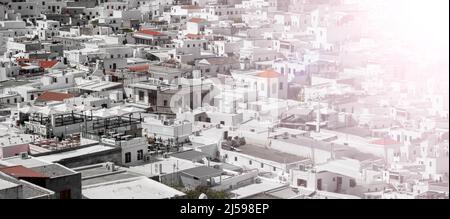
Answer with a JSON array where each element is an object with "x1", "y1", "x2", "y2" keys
[{"x1": 231, "y1": 69, "x2": 288, "y2": 100}]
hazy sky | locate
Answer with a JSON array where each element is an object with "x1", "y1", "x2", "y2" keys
[{"x1": 362, "y1": 0, "x2": 449, "y2": 91}]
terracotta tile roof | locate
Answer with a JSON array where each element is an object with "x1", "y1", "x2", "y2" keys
[
  {"x1": 16, "y1": 58, "x2": 31, "y2": 62},
  {"x1": 136, "y1": 29, "x2": 164, "y2": 36},
  {"x1": 257, "y1": 70, "x2": 281, "y2": 78},
  {"x1": 39, "y1": 60, "x2": 59, "y2": 69},
  {"x1": 370, "y1": 138, "x2": 400, "y2": 146},
  {"x1": 189, "y1": 18, "x2": 207, "y2": 23},
  {"x1": 128, "y1": 64, "x2": 150, "y2": 72},
  {"x1": 186, "y1": 33, "x2": 204, "y2": 39},
  {"x1": 0, "y1": 165, "x2": 49, "y2": 179},
  {"x1": 36, "y1": 92, "x2": 75, "y2": 102},
  {"x1": 181, "y1": 5, "x2": 202, "y2": 10}
]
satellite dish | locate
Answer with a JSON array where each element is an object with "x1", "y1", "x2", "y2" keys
[{"x1": 199, "y1": 193, "x2": 208, "y2": 199}]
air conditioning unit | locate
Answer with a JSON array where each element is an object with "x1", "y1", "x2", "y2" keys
[{"x1": 20, "y1": 152, "x2": 29, "y2": 159}]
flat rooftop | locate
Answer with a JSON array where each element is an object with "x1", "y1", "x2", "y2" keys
[
  {"x1": 82, "y1": 176, "x2": 185, "y2": 199},
  {"x1": 237, "y1": 144, "x2": 308, "y2": 164},
  {"x1": 74, "y1": 163, "x2": 142, "y2": 186},
  {"x1": 128, "y1": 157, "x2": 198, "y2": 177},
  {"x1": 170, "y1": 150, "x2": 210, "y2": 161},
  {"x1": 0, "y1": 133, "x2": 39, "y2": 145},
  {"x1": 0, "y1": 178, "x2": 18, "y2": 190},
  {"x1": 31, "y1": 164, "x2": 77, "y2": 178},
  {"x1": 181, "y1": 166, "x2": 223, "y2": 179},
  {"x1": 149, "y1": 65, "x2": 187, "y2": 74},
  {"x1": 267, "y1": 187, "x2": 315, "y2": 199},
  {"x1": 0, "y1": 156, "x2": 50, "y2": 168},
  {"x1": 77, "y1": 80, "x2": 121, "y2": 91},
  {"x1": 0, "y1": 173, "x2": 54, "y2": 199},
  {"x1": 230, "y1": 178, "x2": 285, "y2": 199},
  {"x1": 333, "y1": 127, "x2": 372, "y2": 138},
  {"x1": 275, "y1": 136, "x2": 335, "y2": 151},
  {"x1": 37, "y1": 145, "x2": 115, "y2": 163}
]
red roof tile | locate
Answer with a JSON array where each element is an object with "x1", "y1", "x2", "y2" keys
[
  {"x1": 16, "y1": 58, "x2": 31, "y2": 62},
  {"x1": 257, "y1": 70, "x2": 281, "y2": 78},
  {"x1": 39, "y1": 60, "x2": 59, "y2": 69},
  {"x1": 186, "y1": 33, "x2": 204, "y2": 39},
  {"x1": 0, "y1": 165, "x2": 49, "y2": 179},
  {"x1": 189, "y1": 18, "x2": 207, "y2": 23},
  {"x1": 128, "y1": 64, "x2": 150, "y2": 72},
  {"x1": 181, "y1": 5, "x2": 202, "y2": 10},
  {"x1": 371, "y1": 138, "x2": 400, "y2": 146},
  {"x1": 36, "y1": 92, "x2": 75, "y2": 102},
  {"x1": 137, "y1": 29, "x2": 164, "y2": 36}
]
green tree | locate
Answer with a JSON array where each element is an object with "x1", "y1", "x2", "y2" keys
[{"x1": 184, "y1": 186, "x2": 231, "y2": 199}]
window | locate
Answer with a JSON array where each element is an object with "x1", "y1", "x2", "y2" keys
[
  {"x1": 30, "y1": 94, "x2": 35, "y2": 100},
  {"x1": 125, "y1": 152, "x2": 131, "y2": 163},
  {"x1": 137, "y1": 150, "x2": 143, "y2": 160},
  {"x1": 138, "y1": 91, "x2": 145, "y2": 101},
  {"x1": 297, "y1": 179, "x2": 307, "y2": 187},
  {"x1": 273, "y1": 167, "x2": 276, "y2": 171},
  {"x1": 164, "y1": 100, "x2": 168, "y2": 107},
  {"x1": 279, "y1": 82, "x2": 283, "y2": 90},
  {"x1": 234, "y1": 157, "x2": 238, "y2": 161},
  {"x1": 249, "y1": 160, "x2": 252, "y2": 165},
  {"x1": 65, "y1": 78, "x2": 69, "y2": 84},
  {"x1": 349, "y1": 179, "x2": 356, "y2": 187},
  {"x1": 261, "y1": 163, "x2": 264, "y2": 168}
]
